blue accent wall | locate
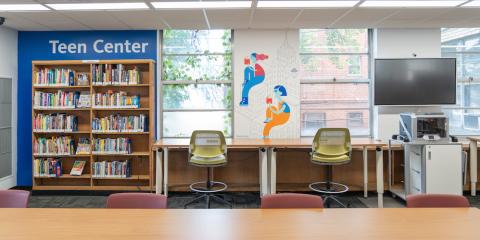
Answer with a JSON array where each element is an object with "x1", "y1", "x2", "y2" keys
[{"x1": 17, "y1": 30, "x2": 157, "y2": 186}]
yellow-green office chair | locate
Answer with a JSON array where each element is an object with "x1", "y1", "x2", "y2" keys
[
  {"x1": 184, "y1": 130, "x2": 232, "y2": 209},
  {"x1": 309, "y1": 128, "x2": 352, "y2": 208}
]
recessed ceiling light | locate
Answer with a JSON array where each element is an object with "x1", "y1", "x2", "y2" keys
[
  {"x1": 151, "y1": 1, "x2": 252, "y2": 9},
  {"x1": 0, "y1": 4, "x2": 49, "y2": 11},
  {"x1": 462, "y1": 0, "x2": 480, "y2": 7},
  {"x1": 47, "y1": 2, "x2": 149, "y2": 11},
  {"x1": 360, "y1": 1, "x2": 466, "y2": 8},
  {"x1": 256, "y1": 1, "x2": 359, "y2": 8}
]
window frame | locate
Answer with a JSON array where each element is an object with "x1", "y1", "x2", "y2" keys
[
  {"x1": 441, "y1": 29, "x2": 480, "y2": 136},
  {"x1": 299, "y1": 29, "x2": 373, "y2": 137},
  {"x1": 159, "y1": 30, "x2": 234, "y2": 138}
]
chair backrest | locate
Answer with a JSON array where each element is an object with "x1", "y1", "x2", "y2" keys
[
  {"x1": 0, "y1": 190, "x2": 30, "y2": 208},
  {"x1": 106, "y1": 193, "x2": 167, "y2": 209},
  {"x1": 189, "y1": 130, "x2": 227, "y2": 158},
  {"x1": 406, "y1": 194, "x2": 470, "y2": 208},
  {"x1": 261, "y1": 193, "x2": 324, "y2": 209},
  {"x1": 312, "y1": 128, "x2": 351, "y2": 157}
]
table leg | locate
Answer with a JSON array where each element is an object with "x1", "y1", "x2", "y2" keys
[
  {"x1": 470, "y1": 140, "x2": 477, "y2": 196},
  {"x1": 155, "y1": 148, "x2": 163, "y2": 195},
  {"x1": 363, "y1": 146, "x2": 368, "y2": 198},
  {"x1": 259, "y1": 148, "x2": 268, "y2": 196},
  {"x1": 376, "y1": 147, "x2": 384, "y2": 208},
  {"x1": 163, "y1": 147, "x2": 169, "y2": 197},
  {"x1": 270, "y1": 148, "x2": 277, "y2": 194}
]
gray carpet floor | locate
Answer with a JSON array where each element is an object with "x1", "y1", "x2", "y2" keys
[{"x1": 27, "y1": 191, "x2": 480, "y2": 209}]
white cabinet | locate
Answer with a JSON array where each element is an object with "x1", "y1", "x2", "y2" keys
[
  {"x1": 424, "y1": 145, "x2": 462, "y2": 195},
  {"x1": 403, "y1": 143, "x2": 463, "y2": 198}
]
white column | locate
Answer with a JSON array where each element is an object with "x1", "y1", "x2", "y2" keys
[
  {"x1": 470, "y1": 140, "x2": 477, "y2": 196},
  {"x1": 376, "y1": 147, "x2": 384, "y2": 208},
  {"x1": 363, "y1": 146, "x2": 368, "y2": 198},
  {"x1": 259, "y1": 148, "x2": 269, "y2": 196},
  {"x1": 163, "y1": 148, "x2": 169, "y2": 197},
  {"x1": 269, "y1": 148, "x2": 277, "y2": 194},
  {"x1": 155, "y1": 148, "x2": 163, "y2": 194}
]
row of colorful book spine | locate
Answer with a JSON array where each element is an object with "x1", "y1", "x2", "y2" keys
[
  {"x1": 33, "y1": 90, "x2": 80, "y2": 108},
  {"x1": 92, "y1": 91, "x2": 140, "y2": 108},
  {"x1": 33, "y1": 136, "x2": 75, "y2": 155},
  {"x1": 92, "y1": 114, "x2": 147, "y2": 132},
  {"x1": 33, "y1": 158, "x2": 62, "y2": 177},
  {"x1": 33, "y1": 113, "x2": 78, "y2": 132},
  {"x1": 92, "y1": 138, "x2": 132, "y2": 154},
  {"x1": 92, "y1": 64, "x2": 141, "y2": 85},
  {"x1": 93, "y1": 160, "x2": 131, "y2": 178},
  {"x1": 34, "y1": 68, "x2": 75, "y2": 86}
]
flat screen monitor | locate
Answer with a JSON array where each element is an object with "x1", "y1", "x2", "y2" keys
[{"x1": 374, "y1": 58, "x2": 456, "y2": 105}]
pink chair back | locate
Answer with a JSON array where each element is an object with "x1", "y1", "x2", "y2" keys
[
  {"x1": 106, "y1": 193, "x2": 167, "y2": 209},
  {"x1": 0, "y1": 190, "x2": 30, "y2": 208},
  {"x1": 406, "y1": 194, "x2": 470, "y2": 208},
  {"x1": 261, "y1": 193, "x2": 324, "y2": 209}
]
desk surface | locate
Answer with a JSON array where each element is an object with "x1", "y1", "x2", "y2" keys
[
  {"x1": 1, "y1": 208, "x2": 479, "y2": 240},
  {"x1": 153, "y1": 138, "x2": 386, "y2": 149}
]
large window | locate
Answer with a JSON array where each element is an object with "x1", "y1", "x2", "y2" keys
[
  {"x1": 161, "y1": 30, "x2": 233, "y2": 137},
  {"x1": 442, "y1": 28, "x2": 480, "y2": 135},
  {"x1": 299, "y1": 29, "x2": 371, "y2": 136}
]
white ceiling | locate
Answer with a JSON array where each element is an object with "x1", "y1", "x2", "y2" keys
[{"x1": 0, "y1": 0, "x2": 480, "y2": 30}]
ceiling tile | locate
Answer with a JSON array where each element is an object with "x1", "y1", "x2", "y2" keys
[
  {"x1": 157, "y1": 10, "x2": 207, "y2": 29},
  {"x1": 291, "y1": 8, "x2": 348, "y2": 28},
  {"x1": 110, "y1": 10, "x2": 167, "y2": 29},
  {"x1": 207, "y1": 9, "x2": 250, "y2": 29},
  {"x1": 66, "y1": 11, "x2": 128, "y2": 30},
  {"x1": 250, "y1": 9, "x2": 300, "y2": 29}
]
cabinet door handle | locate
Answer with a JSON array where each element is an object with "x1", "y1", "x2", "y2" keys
[{"x1": 428, "y1": 151, "x2": 431, "y2": 160}]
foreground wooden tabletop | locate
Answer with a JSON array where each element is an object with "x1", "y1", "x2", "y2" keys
[{"x1": 0, "y1": 208, "x2": 479, "y2": 240}]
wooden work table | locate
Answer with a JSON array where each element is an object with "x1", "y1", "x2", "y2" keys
[
  {"x1": 1, "y1": 208, "x2": 479, "y2": 240},
  {"x1": 153, "y1": 138, "x2": 387, "y2": 207}
]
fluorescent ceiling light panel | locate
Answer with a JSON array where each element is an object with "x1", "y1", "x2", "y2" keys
[
  {"x1": 256, "y1": 1, "x2": 359, "y2": 8},
  {"x1": 360, "y1": 1, "x2": 466, "y2": 7},
  {"x1": 151, "y1": 1, "x2": 252, "y2": 9},
  {"x1": 0, "y1": 4, "x2": 49, "y2": 11},
  {"x1": 462, "y1": 1, "x2": 480, "y2": 7},
  {"x1": 47, "y1": 2, "x2": 149, "y2": 10}
]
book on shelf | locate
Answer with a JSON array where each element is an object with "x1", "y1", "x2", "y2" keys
[
  {"x1": 76, "y1": 73, "x2": 89, "y2": 86},
  {"x1": 92, "y1": 114, "x2": 147, "y2": 133},
  {"x1": 92, "y1": 64, "x2": 141, "y2": 86},
  {"x1": 93, "y1": 137, "x2": 132, "y2": 154},
  {"x1": 33, "y1": 90, "x2": 82, "y2": 109},
  {"x1": 34, "y1": 158, "x2": 62, "y2": 177},
  {"x1": 92, "y1": 90, "x2": 140, "y2": 108},
  {"x1": 76, "y1": 137, "x2": 91, "y2": 155},
  {"x1": 70, "y1": 160, "x2": 86, "y2": 176},
  {"x1": 93, "y1": 160, "x2": 131, "y2": 178},
  {"x1": 34, "y1": 68, "x2": 75, "y2": 86},
  {"x1": 77, "y1": 91, "x2": 91, "y2": 108},
  {"x1": 33, "y1": 113, "x2": 78, "y2": 132},
  {"x1": 33, "y1": 136, "x2": 75, "y2": 155}
]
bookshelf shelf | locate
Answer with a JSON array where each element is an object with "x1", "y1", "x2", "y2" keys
[
  {"x1": 32, "y1": 59, "x2": 155, "y2": 191},
  {"x1": 92, "y1": 175, "x2": 149, "y2": 180},
  {"x1": 92, "y1": 84, "x2": 150, "y2": 87},
  {"x1": 92, "y1": 132, "x2": 149, "y2": 135},
  {"x1": 33, "y1": 85, "x2": 90, "y2": 89},
  {"x1": 33, "y1": 130, "x2": 91, "y2": 134},
  {"x1": 91, "y1": 151, "x2": 150, "y2": 156},
  {"x1": 34, "y1": 174, "x2": 92, "y2": 179}
]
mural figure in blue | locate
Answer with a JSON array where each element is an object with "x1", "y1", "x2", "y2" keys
[{"x1": 239, "y1": 52, "x2": 269, "y2": 106}]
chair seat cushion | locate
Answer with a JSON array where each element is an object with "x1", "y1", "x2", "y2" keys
[
  {"x1": 311, "y1": 153, "x2": 350, "y2": 164},
  {"x1": 190, "y1": 154, "x2": 226, "y2": 165}
]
